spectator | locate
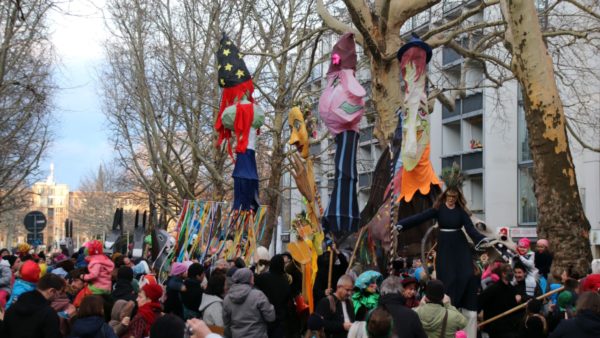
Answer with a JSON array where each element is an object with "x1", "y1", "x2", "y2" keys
[
  {"x1": 513, "y1": 262, "x2": 541, "y2": 300},
  {"x1": 164, "y1": 261, "x2": 190, "y2": 318},
  {"x1": 548, "y1": 290, "x2": 576, "y2": 332},
  {"x1": 253, "y1": 246, "x2": 271, "y2": 275},
  {"x1": 352, "y1": 271, "x2": 382, "y2": 320},
  {"x1": 479, "y1": 263, "x2": 521, "y2": 338},
  {"x1": 255, "y1": 254, "x2": 291, "y2": 338},
  {"x1": 199, "y1": 271, "x2": 226, "y2": 327},
  {"x1": 1, "y1": 273, "x2": 66, "y2": 338},
  {"x1": 223, "y1": 268, "x2": 275, "y2": 338},
  {"x1": 414, "y1": 280, "x2": 467, "y2": 338},
  {"x1": 6, "y1": 260, "x2": 40, "y2": 309},
  {"x1": 182, "y1": 263, "x2": 205, "y2": 319},
  {"x1": 305, "y1": 313, "x2": 326, "y2": 338},
  {"x1": 150, "y1": 314, "x2": 186, "y2": 338},
  {"x1": 313, "y1": 245, "x2": 348, "y2": 302},
  {"x1": 315, "y1": 274, "x2": 355, "y2": 338},
  {"x1": 378, "y1": 276, "x2": 426, "y2": 338},
  {"x1": 74, "y1": 240, "x2": 115, "y2": 307},
  {"x1": 66, "y1": 268, "x2": 86, "y2": 302},
  {"x1": 364, "y1": 307, "x2": 393, "y2": 338},
  {"x1": 109, "y1": 299, "x2": 135, "y2": 336},
  {"x1": 534, "y1": 239, "x2": 552, "y2": 280},
  {"x1": 549, "y1": 291, "x2": 600, "y2": 338},
  {"x1": 401, "y1": 277, "x2": 420, "y2": 309},
  {"x1": 517, "y1": 299, "x2": 547, "y2": 338},
  {"x1": 112, "y1": 266, "x2": 137, "y2": 302},
  {"x1": 580, "y1": 259, "x2": 600, "y2": 293},
  {"x1": 0, "y1": 255, "x2": 14, "y2": 308},
  {"x1": 125, "y1": 283, "x2": 163, "y2": 338},
  {"x1": 69, "y1": 295, "x2": 117, "y2": 338}
]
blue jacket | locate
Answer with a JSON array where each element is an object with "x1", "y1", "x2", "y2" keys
[{"x1": 6, "y1": 278, "x2": 36, "y2": 309}]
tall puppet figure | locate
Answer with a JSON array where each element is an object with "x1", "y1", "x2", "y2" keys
[
  {"x1": 318, "y1": 32, "x2": 366, "y2": 236},
  {"x1": 214, "y1": 34, "x2": 264, "y2": 211}
]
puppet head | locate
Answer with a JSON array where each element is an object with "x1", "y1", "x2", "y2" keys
[
  {"x1": 318, "y1": 33, "x2": 366, "y2": 135},
  {"x1": 288, "y1": 107, "x2": 310, "y2": 158},
  {"x1": 397, "y1": 34, "x2": 432, "y2": 171},
  {"x1": 215, "y1": 34, "x2": 257, "y2": 154}
]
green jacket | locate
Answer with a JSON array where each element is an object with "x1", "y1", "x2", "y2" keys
[{"x1": 413, "y1": 302, "x2": 467, "y2": 338}]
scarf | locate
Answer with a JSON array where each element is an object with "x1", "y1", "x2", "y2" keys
[
  {"x1": 351, "y1": 291, "x2": 379, "y2": 314},
  {"x1": 137, "y1": 301, "x2": 162, "y2": 336}
]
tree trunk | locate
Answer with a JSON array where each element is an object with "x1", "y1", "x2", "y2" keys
[
  {"x1": 371, "y1": 56, "x2": 402, "y2": 144},
  {"x1": 500, "y1": 0, "x2": 592, "y2": 277},
  {"x1": 259, "y1": 128, "x2": 286, "y2": 248}
]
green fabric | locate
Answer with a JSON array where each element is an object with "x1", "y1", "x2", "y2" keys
[
  {"x1": 351, "y1": 291, "x2": 379, "y2": 315},
  {"x1": 88, "y1": 284, "x2": 109, "y2": 295},
  {"x1": 414, "y1": 303, "x2": 467, "y2": 338},
  {"x1": 221, "y1": 98, "x2": 265, "y2": 130}
]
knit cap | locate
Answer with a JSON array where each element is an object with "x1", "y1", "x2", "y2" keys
[
  {"x1": 21, "y1": 260, "x2": 41, "y2": 283},
  {"x1": 142, "y1": 283, "x2": 163, "y2": 302}
]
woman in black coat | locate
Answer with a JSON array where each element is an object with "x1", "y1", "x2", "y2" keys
[
  {"x1": 396, "y1": 187, "x2": 487, "y2": 311},
  {"x1": 255, "y1": 254, "x2": 291, "y2": 338}
]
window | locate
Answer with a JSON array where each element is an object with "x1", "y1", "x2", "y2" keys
[{"x1": 517, "y1": 101, "x2": 537, "y2": 225}]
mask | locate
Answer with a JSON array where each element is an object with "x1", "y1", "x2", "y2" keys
[{"x1": 288, "y1": 107, "x2": 310, "y2": 159}]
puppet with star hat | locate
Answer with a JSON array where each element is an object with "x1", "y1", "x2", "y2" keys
[
  {"x1": 214, "y1": 34, "x2": 264, "y2": 211},
  {"x1": 318, "y1": 32, "x2": 366, "y2": 237}
]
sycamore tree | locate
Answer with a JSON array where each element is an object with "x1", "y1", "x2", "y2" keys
[{"x1": 317, "y1": 0, "x2": 599, "y2": 276}]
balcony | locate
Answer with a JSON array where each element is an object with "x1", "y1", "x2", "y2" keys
[
  {"x1": 462, "y1": 92, "x2": 483, "y2": 115},
  {"x1": 359, "y1": 173, "x2": 372, "y2": 189},
  {"x1": 441, "y1": 150, "x2": 483, "y2": 173},
  {"x1": 359, "y1": 126, "x2": 374, "y2": 143},
  {"x1": 442, "y1": 98, "x2": 461, "y2": 119},
  {"x1": 442, "y1": 93, "x2": 483, "y2": 122}
]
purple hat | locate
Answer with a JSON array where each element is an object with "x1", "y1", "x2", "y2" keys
[
  {"x1": 170, "y1": 261, "x2": 193, "y2": 276},
  {"x1": 327, "y1": 33, "x2": 357, "y2": 74}
]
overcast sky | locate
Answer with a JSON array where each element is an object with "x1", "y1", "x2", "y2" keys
[{"x1": 42, "y1": 0, "x2": 111, "y2": 190}]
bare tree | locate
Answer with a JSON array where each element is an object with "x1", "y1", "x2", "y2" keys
[{"x1": 0, "y1": 0, "x2": 56, "y2": 216}]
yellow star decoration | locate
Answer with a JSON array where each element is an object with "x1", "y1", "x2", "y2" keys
[
  {"x1": 220, "y1": 78, "x2": 225, "y2": 86},
  {"x1": 238, "y1": 53, "x2": 243, "y2": 59},
  {"x1": 223, "y1": 49, "x2": 231, "y2": 56},
  {"x1": 226, "y1": 41, "x2": 232, "y2": 45},
  {"x1": 224, "y1": 63, "x2": 233, "y2": 71},
  {"x1": 235, "y1": 69, "x2": 245, "y2": 79}
]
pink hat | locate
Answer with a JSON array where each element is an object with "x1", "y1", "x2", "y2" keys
[
  {"x1": 518, "y1": 237, "x2": 531, "y2": 248},
  {"x1": 455, "y1": 331, "x2": 467, "y2": 338},
  {"x1": 537, "y1": 239, "x2": 549, "y2": 248},
  {"x1": 169, "y1": 261, "x2": 193, "y2": 276},
  {"x1": 327, "y1": 33, "x2": 357, "y2": 74}
]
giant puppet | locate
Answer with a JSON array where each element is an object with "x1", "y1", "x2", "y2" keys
[
  {"x1": 214, "y1": 34, "x2": 264, "y2": 211},
  {"x1": 318, "y1": 32, "x2": 366, "y2": 237}
]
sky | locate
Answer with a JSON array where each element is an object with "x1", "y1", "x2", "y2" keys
[{"x1": 41, "y1": 0, "x2": 111, "y2": 190}]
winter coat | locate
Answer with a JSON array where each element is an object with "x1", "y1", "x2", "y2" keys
[
  {"x1": 69, "y1": 316, "x2": 118, "y2": 338},
  {"x1": 6, "y1": 278, "x2": 36, "y2": 309},
  {"x1": 0, "y1": 259, "x2": 12, "y2": 293},
  {"x1": 1, "y1": 290, "x2": 61, "y2": 338},
  {"x1": 222, "y1": 283, "x2": 275, "y2": 338},
  {"x1": 111, "y1": 279, "x2": 136, "y2": 302},
  {"x1": 379, "y1": 293, "x2": 427, "y2": 338},
  {"x1": 163, "y1": 275, "x2": 184, "y2": 318},
  {"x1": 255, "y1": 271, "x2": 291, "y2": 321},
  {"x1": 182, "y1": 278, "x2": 203, "y2": 318},
  {"x1": 478, "y1": 280, "x2": 521, "y2": 336},
  {"x1": 414, "y1": 302, "x2": 467, "y2": 338},
  {"x1": 315, "y1": 295, "x2": 356, "y2": 338},
  {"x1": 199, "y1": 293, "x2": 224, "y2": 327},
  {"x1": 549, "y1": 310, "x2": 600, "y2": 338},
  {"x1": 109, "y1": 299, "x2": 135, "y2": 337},
  {"x1": 534, "y1": 251, "x2": 553, "y2": 278},
  {"x1": 83, "y1": 254, "x2": 114, "y2": 292}
]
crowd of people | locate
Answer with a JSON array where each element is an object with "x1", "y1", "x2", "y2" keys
[{"x1": 0, "y1": 238, "x2": 600, "y2": 338}]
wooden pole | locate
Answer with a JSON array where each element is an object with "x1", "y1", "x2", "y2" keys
[
  {"x1": 478, "y1": 285, "x2": 565, "y2": 328},
  {"x1": 346, "y1": 226, "x2": 368, "y2": 274},
  {"x1": 327, "y1": 248, "x2": 334, "y2": 290}
]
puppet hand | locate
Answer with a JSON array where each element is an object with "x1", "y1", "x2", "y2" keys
[
  {"x1": 290, "y1": 153, "x2": 314, "y2": 201},
  {"x1": 395, "y1": 223, "x2": 404, "y2": 231}
]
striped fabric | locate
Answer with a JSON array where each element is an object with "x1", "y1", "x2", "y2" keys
[{"x1": 323, "y1": 130, "x2": 360, "y2": 235}]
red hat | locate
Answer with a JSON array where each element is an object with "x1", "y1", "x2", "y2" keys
[
  {"x1": 21, "y1": 260, "x2": 41, "y2": 283},
  {"x1": 87, "y1": 240, "x2": 103, "y2": 256},
  {"x1": 142, "y1": 283, "x2": 163, "y2": 302}
]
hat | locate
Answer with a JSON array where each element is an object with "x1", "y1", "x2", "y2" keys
[
  {"x1": 307, "y1": 313, "x2": 324, "y2": 331},
  {"x1": 518, "y1": 238, "x2": 531, "y2": 248},
  {"x1": 142, "y1": 283, "x2": 163, "y2": 302},
  {"x1": 169, "y1": 262, "x2": 189, "y2": 276},
  {"x1": 536, "y1": 239, "x2": 549, "y2": 248},
  {"x1": 396, "y1": 33, "x2": 432, "y2": 64},
  {"x1": 87, "y1": 240, "x2": 103, "y2": 256},
  {"x1": 21, "y1": 260, "x2": 41, "y2": 283},
  {"x1": 401, "y1": 277, "x2": 418, "y2": 287},
  {"x1": 425, "y1": 280, "x2": 444, "y2": 303},
  {"x1": 557, "y1": 291, "x2": 575, "y2": 311},
  {"x1": 117, "y1": 266, "x2": 134, "y2": 281},
  {"x1": 232, "y1": 267, "x2": 253, "y2": 284},
  {"x1": 355, "y1": 270, "x2": 383, "y2": 290},
  {"x1": 327, "y1": 32, "x2": 357, "y2": 74},
  {"x1": 455, "y1": 331, "x2": 467, "y2": 338},
  {"x1": 217, "y1": 34, "x2": 251, "y2": 88}
]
